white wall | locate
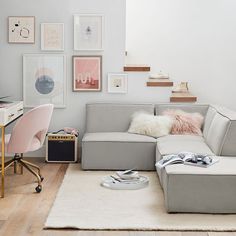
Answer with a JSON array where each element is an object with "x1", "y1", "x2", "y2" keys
[
  {"x1": 0, "y1": 0, "x2": 127, "y2": 156},
  {"x1": 126, "y1": 0, "x2": 236, "y2": 110}
]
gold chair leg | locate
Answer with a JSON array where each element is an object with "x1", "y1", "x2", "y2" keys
[
  {"x1": 0, "y1": 159, "x2": 15, "y2": 173},
  {"x1": 20, "y1": 159, "x2": 41, "y2": 177},
  {"x1": 18, "y1": 160, "x2": 42, "y2": 185},
  {"x1": 20, "y1": 154, "x2": 23, "y2": 174},
  {"x1": 14, "y1": 161, "x2": 17, "y2": 174}
]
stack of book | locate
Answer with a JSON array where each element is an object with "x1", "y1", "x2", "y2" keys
[
  {"x1": 112, "y1": 169, "x2": 140, "y2": 183},
  {"x1": 101, "y1": 169, "x2": 149, "y2": 190}
]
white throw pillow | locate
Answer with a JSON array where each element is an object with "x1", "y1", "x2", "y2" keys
[{"x1": 128, "y1": 112, "x2": 173, "y2": 138}]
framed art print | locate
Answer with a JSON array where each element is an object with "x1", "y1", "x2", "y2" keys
[
  {"x1": 74, "y1": 14, "x2": 104, "y2": 51},
  {"x1": 23, "y1": 54, "x2": 66, "y2": 108},
  {"x1": 8, "y1": 16, "x2": 35, "y2": 43},
  {"x1": 41, "y1": 23, "x2": 64, "y2": 51},
  {"x1": 108, "y1": 73, "x2": 128, "y2": 93},
  {"x1": 73, "y1": 55, "x2": 102, "y2": 91}
]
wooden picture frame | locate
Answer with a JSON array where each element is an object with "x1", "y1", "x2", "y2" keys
[
  {"x1": 8, "y1": 16, "x2": 35, "y2": 44},
  {"x1": 73, "y1": 55, "x2": 102, "y2": 92}
]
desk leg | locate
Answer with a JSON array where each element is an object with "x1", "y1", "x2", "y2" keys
[{"x1": 1, "y1": 126, "x2": 5, "y2": 198}]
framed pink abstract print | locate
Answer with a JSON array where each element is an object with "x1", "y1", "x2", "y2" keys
[{"x1": 73, "y1": 55, "x2": 102, "y2": 91}]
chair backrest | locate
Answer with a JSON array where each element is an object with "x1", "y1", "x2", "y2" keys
[{"x1": 7, "y1": 104, "x2": 54, "y2": 154}]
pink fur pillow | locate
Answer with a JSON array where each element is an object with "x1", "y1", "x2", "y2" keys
[{"x1": 162, "y1": 109, "x2": 204, "y2": 135}]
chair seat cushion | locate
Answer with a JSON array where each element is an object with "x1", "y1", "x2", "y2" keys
[
  {"x1": 161, "y1": 156, "x2": 236, "y2": 213},
  {"x1": 82, "y1": 132, "x2": 156, "y2": 170}
]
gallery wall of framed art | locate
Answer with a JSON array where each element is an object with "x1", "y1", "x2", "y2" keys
[
  {"x1": 1, "y1": 0, "x2": 127, "y2": 158},
  {"x1": 5, "y1": 6, "x2": 127, "y2": 112}
]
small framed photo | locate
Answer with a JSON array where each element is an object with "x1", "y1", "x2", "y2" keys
[
  {"x1": 8, "y1": 16, "x2": 35, "y2": 44},
  {"x1": 74, "y1": 14, "x2": 104, "y2": 51},
  {"x1": 108, "y1": 73, "x2": 128, "y2": 93},
  {"x1": 23, "y1": 54, "x2": 66, "y2": 108},
  {"x1": 73, "y1": 55, "x2": 102, "y2": 92},
  {"x1": 41, "y1": 23, "x2": 64, "y2": 51}
]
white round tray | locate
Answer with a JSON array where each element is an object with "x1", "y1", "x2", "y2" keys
[{"x1": 101, "y1": 175, "x2": 149, "y2": 190}]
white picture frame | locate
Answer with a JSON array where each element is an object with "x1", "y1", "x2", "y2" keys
[
  {"x1": 23, "y1": 54, "x2": 66, "y2": 108},
  {"x1": 41, "y1": 23, "x2": 64, "y2": 51},
  {"x1": 108, "y1": 73, "x2": 128, "y2": 93},
  {"x1": 74, "y1": 14, "x2": 104, "y2": 51},
  {"x1": 8, "y1": 16, "x2": 35, "y2": 44}
]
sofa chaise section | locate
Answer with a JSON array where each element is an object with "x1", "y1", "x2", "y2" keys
[{"x1": 155, "y1": 104, "x2": 236, "y2": 213}]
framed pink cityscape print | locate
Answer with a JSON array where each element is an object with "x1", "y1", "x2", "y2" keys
[{"x1": 73, "y1": 55, "x2": 102, "y2": 91}]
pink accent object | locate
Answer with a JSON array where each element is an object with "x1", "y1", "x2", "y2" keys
[
  {"x1": 3, "y1": 104, "x2": 54, "y2": 154},
  {"x1": 162, "y1": 109, "x2": 204, "y2": 135}
]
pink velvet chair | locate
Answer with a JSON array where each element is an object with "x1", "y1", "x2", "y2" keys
[{"x1": 0, "y1": 104, "x2": 54, "y2": 193}]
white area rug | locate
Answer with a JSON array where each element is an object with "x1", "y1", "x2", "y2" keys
[{"x1": 45, "y1": 164, "x2": 236, "y2": 231}]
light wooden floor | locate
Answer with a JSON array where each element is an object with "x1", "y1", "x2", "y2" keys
[{"x1": 0, "y1": 158, "x2": 236, "y2": 236}]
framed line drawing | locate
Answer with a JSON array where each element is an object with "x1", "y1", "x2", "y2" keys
[
  {"x1": 74, "y1": 14, "x2": 104, "y2": 51},
  {"x1": 41, "y1": 23, "x2": 64, "y2": 51},
  {"x1": 23, "y1": 54, "x2": 66, "y2": 108},
  {"x1": 8, "y1": 16, "x2": 35, "y2": 43},
  {"x1": 107, "y1": 73, "x2": 128, "y2": 93},
  {"x1": 73, "y1": 55, "x2": 102, "y2": 91}
]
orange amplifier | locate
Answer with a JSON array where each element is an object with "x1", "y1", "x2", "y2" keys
[{"x1": 46, "y1": 133, "x2": 78, "y2": 163}]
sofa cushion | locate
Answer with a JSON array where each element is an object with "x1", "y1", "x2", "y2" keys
[
  {"x1": 203, "y1": 105, "x2": 236, "y2": 156},
  {"x1": 82, "y1": 132, "x2": 156, "y2": 143},
  {"x1": 162, "y1": 109, "x2": 204, "y2": 135},
  {"x1": 82, "y1": 132, "x2": 156, "y2": 170},
  {"x1": 203, "y1": 106, "x2": 217, "y2": 137},
  {"x1": 86, "y1": 103, "x2": 154, "y2": 133},
  {"x1": 155, "y1": 104, "x2": 209, "y2": 117},
  {"x1": 156, "y1": 135, "x2": 214, "y2": 162},
  {"x1": 128, "y1": 113, "x2": 173, "y2": 138},
  {"x1": 204, "y1": 112, "x2": 230, "y2": 155},
  {"x1": 160, "y1": 156, "x2": 236, "y2": 213}
]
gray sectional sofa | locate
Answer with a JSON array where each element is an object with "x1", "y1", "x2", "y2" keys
[{"x1": 82, "y1": 103, "x2": 236, "y2": 213}]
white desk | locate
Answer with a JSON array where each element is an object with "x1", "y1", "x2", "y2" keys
[{"x1": 0, "y1": 101, "x2": 23, "y2": 197}]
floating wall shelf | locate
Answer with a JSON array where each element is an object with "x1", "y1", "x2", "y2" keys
[
  {"x1": 124, "y1": 65, "x2": 151, "y2": 72},
  {"x1": 146, "y1": 79, "x2": 173, "y2": 87},
  {"x1": 170, "y1": 92, "x2": 197, "y2": 103}
]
